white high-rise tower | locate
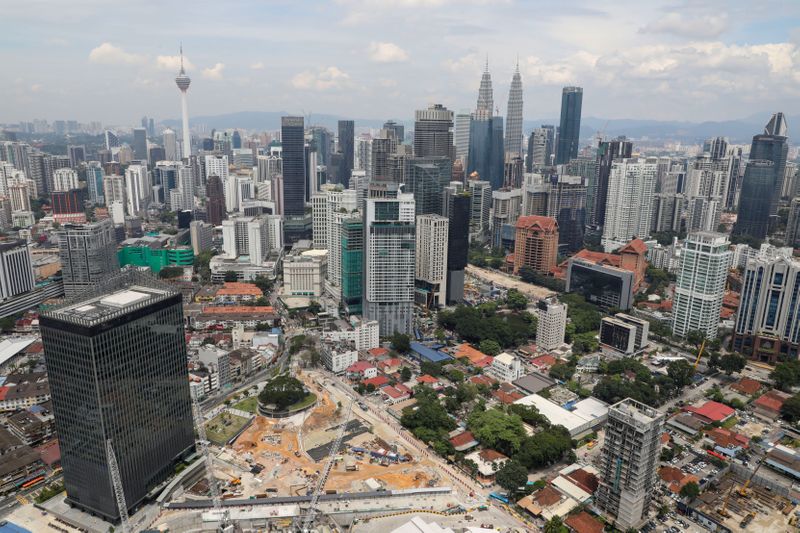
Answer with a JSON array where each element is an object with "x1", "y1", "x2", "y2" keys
[
  {"x1": 505, "y1": 59, "x2": 523, "y2": 158},
  {"x1": 174, "y1": 46, "x2": 192, "y2": 158}
]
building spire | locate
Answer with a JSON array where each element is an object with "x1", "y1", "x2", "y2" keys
[
  {"x1": 179, "y1": 43, "x2": 185, "y2": 74},
  {"x1": 515, "y1": 54, "x2": 519, "y2": 72},
  {"x1": 485, "y1": 53, "x2": 489, "y2": 73}
]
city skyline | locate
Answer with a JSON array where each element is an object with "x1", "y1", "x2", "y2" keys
[{"x1": 2, "y1": 1, "x2": 800, "y2": 124}]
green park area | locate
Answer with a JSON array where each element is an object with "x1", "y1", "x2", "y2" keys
[{"x1": 205, "y1": 412, "x2": 250, "y2": 445}]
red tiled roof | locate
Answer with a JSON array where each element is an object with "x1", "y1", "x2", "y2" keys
[
  {"x1": 449, "y1": 431, "x2": 478, "y2": 449},
  {"x1": 492, "y1": 390, "x2": 525, "y2": 404},
  {"x1": 565, "y1": 511, "x2": 604, "y2": 533},
  {"x1": 417, "y1": 374, "x2": 438, "y2": 384},
  {"x1": 478, "y1": 449, "x2": 507, "y2": 462},
  {"x1": 395, "y1": 383, "x2": 412, "y2": 394},
  {"x1": 661, "y1": 433, "x2": 672, "y2": 444},
  {"x1": 533, "y1": 485, "x2": 562, "y2": 506},
  {"x1": 730, "y1": 378, "x2": 761, "y2": 395},
  {"x1": 683, "y1": 400, "x2": 735, "y2": 422},
  {"x1": 37, "y1": 440, "x2": 60, "y2": 465},
  {"x1": 0, "y1": 387, "x2": 9, "y2": 401},
  {"x1": 202, "y1": 305, "x2": 276, "y2": 314},
  {"x1": 363, "y1": 376, "x2": 389, "y2": 388},
  {"x1": 454, "y1": 343, "x2": 489, "y2": 364},
  {"x1": 382, "y1": 386, "x2": 408, "y2": 399},
  {"x1": 707, "y1": 427, "x2": 749, "y2": 449},
  {"x1": 474, "y1": 356, "x2": 494, "y2": 368},
  {"x1": 618, "y1": 238, "x2": 648, "y2": 255},
  {"x1": 515, "y1": 215, "x2": 557, "y2": 231},
  {"x1": 754, "y1": 392, "x2": 785, "y2": 413},
  {"x1": 347, "y1": 361, "x2": 375, "y2": 373},
  {"x1": 368, "y1": 347, "x2": 389, "y2": 357},
  {"x1": 469, "y1": 375, "x2": 496, "y2": 387},
  {"x1": 565, "y1": 468, "x2": 599, "y2": 494},
  {"x1": 531, "y1": 354, "x2": 557, "y2": 367},
  {"x1": 25, "y1": 342, "x2": 43, "y2": 354}
]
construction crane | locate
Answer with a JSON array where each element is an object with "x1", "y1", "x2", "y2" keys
[
  {"x1": 192, "y1": 396, "x2": 229, "y2": 530},
  {"x1": 717, "y1": 481, "x2": 736, "y2": 518},
  {"x1": 693, "y1": 339, "x2": 707, "y2": 370},
  {"x1": 738, "y1": 456, "x2": 766, "y2": 497},
  {"x1": 106, "y1": 439, "x2": 131, "y2": 533},
  {"x1": 300, "y1": 395, "x2": 355, "y2": 532}
]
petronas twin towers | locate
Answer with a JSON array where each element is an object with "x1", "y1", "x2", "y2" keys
[{"x1": 474, "y1": 58, "x2": 524, "y2": 158}]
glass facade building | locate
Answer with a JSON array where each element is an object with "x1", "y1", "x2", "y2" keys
[
  {"x1": 39, "y1": 271, "x2": 195, "y2": 521},
  {"x1": 404, "y1": 157, "x2": 452, "y2": 216},
  {"x1": 341, "y1": 217, "x2": 363, "y2": 315},
  {"x1": 556, "y1": 87, "x2": 583, "y2": 165},
  {"x1": 281, "y1": 116, "x2": 306, "y2": 217},
  {"x1": 338, "y1": 120, "x2": 355, "y2": 188},
  {"x1": 467, "y1": 116, "x2": 504, "y2": 190}
]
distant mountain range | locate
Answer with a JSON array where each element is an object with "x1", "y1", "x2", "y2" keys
[{"x1": 164, "y1": 110, "x2": 798, "y2": 144}]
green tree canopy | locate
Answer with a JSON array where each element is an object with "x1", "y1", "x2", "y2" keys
[
  {"x1": 543, "y1": 515, "x2": 568, "y2": 533},
  {"x1": 467, "y1": 408, "x2": 526, "y2": 456},
  {"x1": 495, "y1": 459, "x2": 529, "y2": 494},
  {"x1": 505, "y1": 289, "x2": 529, "y2": 311},
  {"x1": 680, "y1": 481, "x2": 700, "y2": 500},
  {"x1": 390, "y1": 332, "x2": 411, "y2": 354},
  {"x1": 479, "y1": 339, "x2": 501, "y2": 356},
  {"x1": 258, "y1": 375, "x2": 307, "y2": 410},
  {"x1": 771, "y1": 361, "x2": 800, "y2": 391},
  {"x1": 400, "y1": 366, "x2": 412, "y2": 382},
  {"x1": 719, "y1": 353, "x2": 746, "y2": 375},
  {"x1": 667, "y1": 359, "x2": 695, "y2": 388},
  {"x1": 781, "y1": 393, "x2": 800, "y2": 423}
]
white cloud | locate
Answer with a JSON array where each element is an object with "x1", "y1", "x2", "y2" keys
[
  {"x1": 156, "y1": 54, "x2": 194, "y2": 71},
  {"x1": 642, "y1": 12, "x2": 729, "y2": 39},
  {"x1": 202, "y1": 63, "x2": 225, "y2": 80},
  {"x1": 30, "y1": 84, "x2": 43, "y2": 93},
  {"x1": 250, "y1": 62, "x2": 265, "y2": 70},
  {"x1": 443, "y1": 52, "x2": 481, "y2": 73},
  {"x1": 88, "y1": 43, "x2": 145, "y2": 65},
  {"x1": 368, "y1": 42, "x2": 409, "y2": 63},
  {"x1": 291, "y1": 66, "x2": 351, "y2": 91}
]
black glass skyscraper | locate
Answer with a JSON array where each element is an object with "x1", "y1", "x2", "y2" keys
[
  {"x1": 593, "y1": 138, "x2": 633, "y2": 228},
  {"x1": 132, "y1": 127, "x2": 148, "y2": 161},
  {"x1": 556, "y1": 86, "x2": 583, "y2": 165},
  {"x1": 467, "y1": 116, "x2": 504, "y2": 190},
  {"x1": 338, "y1": 120, "x2": 355, "y2": 188},
  {"x1": 281, "y1": 116, "x2": 306, "y2": 216},
  {"x1": 733, "y1": 113, "x2": 789, "y2": 240},
  {"x1": 40, "y1": 271, "x2": 194, "y2": 521},
  {"x1": 405, "y1": 156, "x2": 452, "y2": 216},
  {"x1": 445, "y1": 192, "x2": 471, "y2": 304}
]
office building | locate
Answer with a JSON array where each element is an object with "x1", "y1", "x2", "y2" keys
[
  {"x1": 733, "y1": 113, "x2": 789, "y2": 240},
  {"x1": 491, "y1": 188, "x2": 522, "y2": 249},
  {"x1": 733, "y1": 248, "x2": 800, "y2": 362},
  {"x1": 341, "y1": 217, "x2": 364, "y2": 314},
  {"x1": 555, "y1": 87, "x2": 583, "y2": 165},
  {"x1": 311, "y1": 185, "x2": 358, "y2": 290},
  {"x1": 68, "y1": 145, "x2": 85, "y2": 168},
  {"x1": 566, "y1": 259, "x2": 634, "y2": 311},
  {"x1": 786, "y1": 198, "x2": 800, "y2": 248},
  {"x1": 415, "y1": 214, "x2": 449, "y2": 309},
  {"x1": 475, "y1": 59, "x2": 493, "y2": 119},
  {"x1": 548, "y1": 175, "x2": 587, "y2": 252},
  {"x1": 467, "y1": 116, "x2": 505, "y2": 190},
  {"x1": 363, "y1": 184, "x2": 416, "y2": 336},
  {"x1": 102, "y1": 175, "x2": 125, "y2": 208},
  {"x1": 467, "y1": 178, "x2": 492, "y2": 242},
  {"x1": 413, "y1": 104, "x2": 453, "y2": 159},
  {"x1": 405, "y1": 156, "x2": 452, "y2": 216},
  {"x1": 190, "y1": 220, "x2": 213, "y2": 255},
  {"x1": 204, "y1": 155, "x2": 229, "y2": 183},
  {"x1": 593, "y1": 138, "x2": 633, "y2": 227},
  {"x1": 600, "y1": 314, "x2": 650, "y2": 355},
  {"x1": 322, "y1": 346, "x2": 358, "y2": 375},
  {"x1": 104, "y1": 130, "x2": 120, "y2": 151},
  {"x1": 86, "y1": 161, "x2": 104, "y2": 205},
  {"x1": 206, "y1": 175, "x2": 226, "y2": 226},
  {"x1": 124, "y1": 164, "x2": 149, "y2": 215},
  {"x1": 338, "y1": 120, "x2": 355, "y2": 187},
  {"x1": 444, "y1": 189, "x2": 470, "y2": 305},
  {"x1": 672, "y1": 232, "x2": 731, "y2": 340},
  {"x1": 453, "y1": 112, "x2": 471, "y2": 165},
  {"x1": 57, "y1": 220, "x2": 120, "y2": 296},
  {"x1": 163, "y1": 129, "x2": 178, "y2": 161},
  {"x1": 505, "y1": 62, "x2": 524, "y2": 158},
  {"x1": 40, "y1": 271, "x2": 195, "y2": 521},
  {"x1": 175, "y1": 47, "x2": 192, "y2": 157},
  {"x1": 221, "y1": 216, "x2": 272, "y2": 265},
  {"x1": 283, "y1": 249, "x2": 328, "y2": 297},
  {"x1": 132, "y1": 128, "x2": 147, "y2": 161},
  {"x1": 53, "y1": 168, "x2": 79, "y2": 192},
  {"x1": 0, "y1": 240, "x2": 35, "y2": 301},
  {"x1": 601, "y1": 159, "x2": 656, "y2": 252},
  {"x1": 512, "y1": 215, "x2": 558, "y2": 275},
  {"x1": 536, "y1": 299, "x2": 567, "y2": 351},
  {"x1": 526, "y1": 127, "x2": 552, "y2": 170},
  {"x1": 596, "y1": 399, "x2": 664, "y2": 531}
]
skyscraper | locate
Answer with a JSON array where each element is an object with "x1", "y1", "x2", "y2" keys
[
  {"x1": 57, "y1": 219, "x2": 120, "y2": 296},
  {"x1": 601, "y1": 158, "x2": 656, "y2": 252},
  {"x1": 593, "y1": 138, "x2": 633, "y2": 227},
  {"x1": 281, "y1": 116, "x2": 306, "y2": 217},
  {"x1": 512, "y1": 215, "x2": 559, "y2": 275},
  {"x1": 467, "y1": 116, "x2": 504, "y2": 190},
  {"x1": 0, "y1": 240, "x2": 35, "y2": 301},
  {"x1": 338, "y1": 120, "x2": 355, "y2": 187},
  {"x1": 444, "y1": 187, "x2": 470, "y2": 305},
  {"x1": 672, "y1": 231, "x2": 731, "y2": 339},
  {"x1": 733, "y1": 112, "x2": 789, "y2": 240},
  {"x1": 404, "y1": 157, "x2": 452, "y2": 216},
  {"x1": 504, "y1": 61, "x2": 523, "y2": 158},
  {"x1": 175, "y1": 46, "x2": 192, "y2": 158},
  {"x1": 415, "y1": 214, "x2": 449, "y2": 309},
  {"x1": 548, "y1": 175, "x2": 587, "y2": 252},
  {"x1": 453, "y1": 112, "x2": 472, "y2": 166},
  {"x1": 363, "y1": 183, "x2": 416, "y2": 336},
  {"x1": 475, "y1": 58, "x2": 494, "y2": 119},
  {"x1": 555, "y1": 86, "x2": 583, "y2": 165},
  {"x1": 105, "y1": 130, "x2": 120, "y2": 151},
  {"x1": 40, "y1": 271, "x2": 195, "y2": 521},
  {"x1": 595, "y1": 399, "x2": 664, "y2": 531},
  {"x1": 132, "y1": 127, "x2": 147, "y2": 161},
  {"x1": 341, "y1": 216, "x2": 364, "y2": 315},
  {"x1": 413, "y1": 104, "x2": 453, "y2": 159},
  {"x1": 86, "y1": 161, "x2": 104, "y2": 205},
  {"x1": 124, "y1": 164, "x2": 149, "y2": 215},
  {"x1": 206, "y1": 175, "x2": 226, "y2": 226},
  {"x1": 467, "y1": 178, "x2": 492, "y2": 242},
  {"x1": 537, "y1": 299, "x2": 567, "y2": 351},
  {"x1": 163, "y1": 129, "x2": 178, "y2": 161},
  {"x1": 383, "y1": 120, "x2": 405, "y2": 144}
]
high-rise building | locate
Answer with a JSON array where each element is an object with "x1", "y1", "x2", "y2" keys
[
  {"x1": 491, "y1": 188, "x2": 522, "y2": 249},
  {"x1": 206, "y1": 175, "x2": 226, "y2": 226},
  {"x1": 40, "y1": 271, "x2": 195, "y2": 521},
  {"x1": 512, "y1": 215, "x2": 559, "y2": 275},
  {"x1": 189, "y1": 220, "x2": 213, "y2": 255},
  {"x1": 593, "y1": 138, "x2": 633, "y2": 227},
  {"x1": 68, "y1": 145, "x2": 86, "y2": 168},
  {"x1": 53, "y1": 168, "x2": 79, "y2": 192},
  {"x1": 467, "y1": 116, "x2": 505, "y2": 190},
  {"x1": 175, "y1": 47, "x2": 192, "y2": 157},
  {"x1": 341, "y1": 217, "x2": 364, "y2": 315},
  {"x1": 57, "y1": 219, "x2": 120, "y2": 296},
  {"x1": 104, "y1": 130, "x2": 120, "y2": 151},
  {"x1": 383, "y1": 120, "x2": 404, "y2": 144},
  {"x1": 310, "y1": 126, "x2": 333, "y2": 167},
  {"x1": 132, "y1": 127, "x2": 148, "y2": 161},
  {"x1": 548, "y1": 175, "x2": 587, "y2": 252},
  {"x1": 444, "y1": 187, "x2": 470, "y2": 305},
  {"x1": 475, "y1": 59, "x2": 494, "y2": 120},
  {"x1": 413, "y1": 104, "x2": 453, "y2": 159},
  {"x1": 672, "y1": 231, "x2": 731, "y2": 340},
  {"x1": 404, "y1": 156, "x2": 452, "y2": 216},
  {"x1": 601, "y1": 159, "x2": 656, "y2": 252},
  {"x1": 311, "y1": 185, "x2": 358, "y2": 291},
  {"x1": 733, "y1": 112, "x2": 789, "y2": 240},
  {"x1": 282, "y1": 116, "x2": 306, "y2": 216},
  {"x1": 204, "y1": 155, "x2": 229, "y2": 183},
  {"x1": 453, "y1": 112, "x2": 472, "y2": 165},
  {"x1": 363, "y1": 183, "x2": 415, "y2": 337},
  {"x1": 537, "y1": 299, "x2": 567, "y2": 351},
  {"x1": 467, "y1": 178, "x2": 492, "y2": 242},
  {"x1": 124, "y1": 164, "x2": 149, "y2": 215},
  {"x1": 102, "y1": 175, "x2": 125, "y2": 206},
  {"x1": 504, "y1": 62, "x2": 524, "y2": 158},
  {"x1": 733, "y1": 247, "x2": 800, "y2": 362},
  {"x1": 526, "y1": 128, "x2": 549, "y2": 171},
  {"x1": 596, "y1": 399, "x2": 664, "y2": 531},
  {"x1": 86, "y1": 161, "x2": 104, "y2": 205},
  {"x1": 786, "y1": 197, "x2": 800, "y2": 248},
  {"x1": 163, "y1": 129, "x2": 178, "y2": 161},
  {"x1": 338, "y1": 120, "x2": 355, "y2": 188},
  {"x1": 555, "y1": 86, "x2": 583, "y2": 165},
  {"x1": 415, "y1": 214, "x2": 449, "y2": 309},
  {"x1": 0, "y1": 240, "x2": 35, "y2": 301}
]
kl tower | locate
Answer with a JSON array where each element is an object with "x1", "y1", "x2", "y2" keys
[{"x1": 175, "y1": 45, "x2": 192, "y2": 158}]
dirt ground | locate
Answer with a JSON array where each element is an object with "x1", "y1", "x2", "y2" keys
[{"x1": 218, "y1": 372, "x2": 438, "y2": 497}]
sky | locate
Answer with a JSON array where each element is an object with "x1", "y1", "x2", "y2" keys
[{"x1": 2, "y1": 0, "x2": 800, "y2": 126}]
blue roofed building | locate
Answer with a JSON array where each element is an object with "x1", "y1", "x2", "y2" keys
[{"x1": 409, "y1": 342, "x2": 452, "y2": 363}]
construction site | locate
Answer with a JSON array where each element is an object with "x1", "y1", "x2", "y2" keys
[{"x1": 689, "y1": 467, "x2": 797, "y2": 532}]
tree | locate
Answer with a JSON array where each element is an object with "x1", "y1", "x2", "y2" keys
[
  {"x1": 479, "y1": 339, "x2": 501, "y2": 356},
  {"x1": 390, "y1": 332, "x2": 411, "y2": 354},
  {"x1": 781, "y1": 393, "x2": 800, "y2": 423},
  {"x1": 495, "y1": 459, "x2": 528, "y2": 494},
  {"x1": 543, "y1": 516, "x2": 568, "y2": 533},
  {"x1": 549, "y1": 363, "x2": 575, "y2": 382},
  {"x1": 420, "y1": 361, "x2": 442, "y2": 377},
  {"x1": 158, "y1": 266, "x2": 184, "y2": 279},
  {"x1": 258, "y1": 375, "x2": 306, "y2": 410},
  {"x1": 447, "y1": 368, "x2": 465, "y2": 383},
  {"x1": 400, "y1": 367, "x2": 412, "y2": 382},
  {"x1": 772, "y1": 361, "x2": 800, "y2": 391},
  {"x1": 224, "y1": 270, "x2": 238, "y2": 282},
  {"x1": 719, "y1": 353, "x2": 746, "y2": 375},
  {"x1": 467, "y1": 408, "x2": 526, "y2": 455},
  {"x1": 680, "y1": 481, "x2": 700, "y2": 500},
  {"x1": 505, "y1": 289, "x2": 528, "y2": 311},
  {"x1": 253, "y1": 275, "x2": 273, "y2": 295},
  {"x1": 686, "y1": 330, "x2": 706, "y2": 348},
  {"x1": 667, "y1": 359, "x2": 695, "y2": 388},
  {"x1": 366, "y1": 383, "x2": 376, "y2": 393}
]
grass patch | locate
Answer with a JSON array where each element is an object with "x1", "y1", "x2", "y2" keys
[
  {"x1": 35, "y1": 481, "x2": 65, "y2": 503},
  {"x1": 287, "y1": 393, "x2": 317, "y2": 412},
  {"x1": 233, "y1": 396, "x2": 258, "y2": 414},
  {"x1": 720, "y1": 416, "x2": 738, "y2": 429},
  {"x1": 205, "y1": 412, "x2": 250, "y2": 445}
]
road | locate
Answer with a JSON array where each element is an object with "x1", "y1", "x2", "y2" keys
[{"x1": 0, "y1": 473, "x2": 62, "y2": 519}]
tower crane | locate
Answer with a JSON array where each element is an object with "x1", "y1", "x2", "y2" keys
[
  {"x1": 192, "y1": 395, "x2": 230, "y2": 530},
  {"x1": 106, "y1": 439, "x2": 131, "y2": 533},
  {"x1": 693, "y1": 339, "x2": 707, "y2": 370},
  {"x1": 300, "y1": 395, "x2": 355, "y2": 532}
]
